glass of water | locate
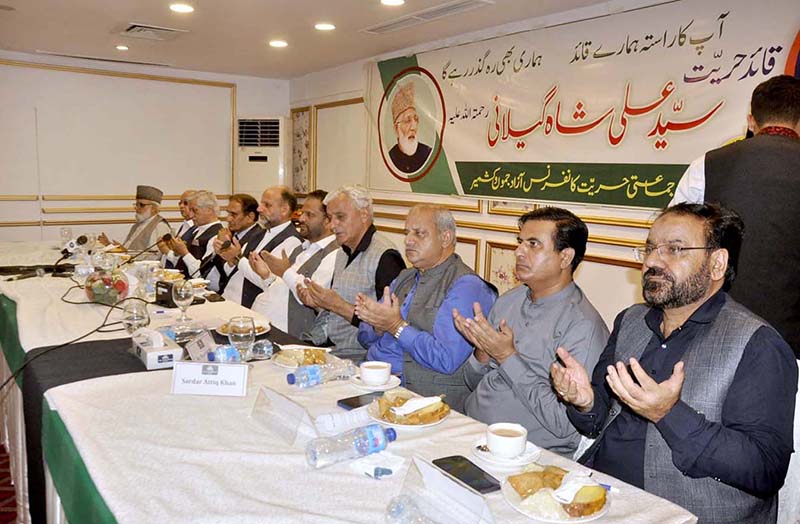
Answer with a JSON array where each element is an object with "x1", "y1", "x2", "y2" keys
[
  {"x1": 121, "y1": 301, "x2": 150, "y2": 351},
  {"x1": 59, "y1": 227, "x2": 73, "y2": 244},
  {"x1": 227, "y1": 316, "x2": 256, "y2": 361},
  {"x1": 172, "y1": 280, "x2": 195, "y2": 324}
]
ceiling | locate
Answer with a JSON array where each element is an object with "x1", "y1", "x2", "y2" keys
[{"x1": 0, "y1": 0, "x2": 609, "y2": 79}]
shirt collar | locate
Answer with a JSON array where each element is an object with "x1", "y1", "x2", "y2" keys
[
  {"x1": 194, "y1": 220, "x2": 221, "y2": 236},
  {"x1": 342, "y1": 224, "x2": 377, "y2": 257},
  {"x1": 644, "y1": 288, "x2": 727, "y2": 335},
  {"x1": 236, "y1": 223, "x2": 257, "y2": 239},
  {"x1": 311, "y1": 234, "x2": 337, "y2": 250},
  {"x1": 525, "y1": 281, "x2": 577, "y2": 306}
]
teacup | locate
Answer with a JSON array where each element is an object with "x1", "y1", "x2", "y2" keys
[
  {"x1": 360, "y1": 361, "x2": 392, "y2": 386},
  {"x1": 486, "y1": 422, "x2": 528, "y2": 458}
]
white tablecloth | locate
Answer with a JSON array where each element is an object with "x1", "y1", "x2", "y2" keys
[
  {"x1": 0, "y1": 241, "x2": 64, "y2": 268},
  {"x1": 44, "y1": 363, "x2": 698, "y2": 524}
]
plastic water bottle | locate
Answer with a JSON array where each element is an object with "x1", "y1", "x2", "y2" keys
[
  {"x1": 206, "y1": 345, "x2": 242, "y2": 363},
  {"x1": 385, "y1": 495, "x2": 442, "y2": 524},
  {"x1": 287, "y1": 360, "x2": 356, "y2": 387},
  {"x1": 306, "y1": 423, "x2": 397, "y2": 469}
]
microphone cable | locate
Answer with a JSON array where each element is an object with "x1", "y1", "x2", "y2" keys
[{"x1": 117, "y1": 234, "x2": 173, "y2": 268}]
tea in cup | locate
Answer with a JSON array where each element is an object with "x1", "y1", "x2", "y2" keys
[
  {"x1": 486, "y1": 422, "x2": 528, "y2": 458},
  {"x1": 360, "y1": 361, "x2": 392, "y2": 386}
]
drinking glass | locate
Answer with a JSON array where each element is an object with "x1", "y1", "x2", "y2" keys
[
  {"x1": 172, "y1": 280, "x2": 195, "y2": 324},
  {"x1": 121, "y1": 301, "x2": 150, "y2": 351},
  {"x1": 59, "y1": 227, "x2": 73, "y2": 244},
  {"x1": 227, "y1": 316, "x2": 256, "y2": 361}
]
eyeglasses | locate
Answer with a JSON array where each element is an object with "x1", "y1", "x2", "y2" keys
[
  {"x1": 396, "y1": 114, "x2": 419, "y2": 126},
  {"x1": 133, "y1": 201, "x2": 152, "y2": 209},
  {"x1": 633, "y1": 244, "x2": 714, "y2": 262}
]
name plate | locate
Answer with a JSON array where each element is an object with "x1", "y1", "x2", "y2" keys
[
  {"x1": 184, "y1": 331, "x2": 217, "y2": 361},
  {"x1": 171, "y1": 361, "x2": 248, "y2": 397}
]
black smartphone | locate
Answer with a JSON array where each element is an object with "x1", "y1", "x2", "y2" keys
[
  {"x1": 432, "y1": 455, "x2": 501, "y2": 494},
  {"x1": 336, "y1": 393, "x2": 382, "y2": 411},
  {"x1": 205, "y1": 292, "x2": 225, "y2": 303}
]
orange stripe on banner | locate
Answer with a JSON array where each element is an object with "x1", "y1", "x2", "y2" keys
[{"x1": 785, "y1": 30, "x2": 800, "y2": 76}]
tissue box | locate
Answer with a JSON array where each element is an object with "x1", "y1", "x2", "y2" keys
[{"x1": 134, "y1": 336, "x2": 184, "y2": 370}]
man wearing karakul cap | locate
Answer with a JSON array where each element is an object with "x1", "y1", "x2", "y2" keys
[
  {"x1": 98, "y1": 185, "x2": 172, "y2": 253},
  {"x1": 388, "y1": 81, "x2": 432, "y2": 174}
]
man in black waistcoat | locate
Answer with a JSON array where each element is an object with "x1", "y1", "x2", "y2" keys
[
  {"x1": 168, "y1": 190, "x2": 223, "y2": 278},
  {"x1": 671, "y1": 75, "x2": 800, "y2": 357}
]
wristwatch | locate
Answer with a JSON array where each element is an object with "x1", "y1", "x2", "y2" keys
[{"x1": 393, "y1": 320, "x2": 409, "y2": 339}]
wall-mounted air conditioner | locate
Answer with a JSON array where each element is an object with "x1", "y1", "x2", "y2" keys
[{"x1": 236, "y1": 118, "x2": 284, "y2": 196}]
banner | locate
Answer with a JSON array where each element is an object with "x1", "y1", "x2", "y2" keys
[{"x1": 366, "y1": 0, "x2": 800, "y2": 208}]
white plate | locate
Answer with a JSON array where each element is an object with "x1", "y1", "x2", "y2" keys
[
  {"x1": 349, "y1": 374, "x2": 401, "y2": 392},
  {"x1": 471, "y1": 438, "x2": 541, "y2": 468},
  {"x1": 501, "y1": 480, "x2": 610, "y2": 523},
  {"x1": 366, "y1": 399, "x2": 450, "y2": 429},
  {"x1": 214, "y1": 323, "x2": 270, "y2": 336}
]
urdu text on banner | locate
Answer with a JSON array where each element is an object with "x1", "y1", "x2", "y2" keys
[{"x1": 365, "y1": 0, "x2": 800, "y2": 209}]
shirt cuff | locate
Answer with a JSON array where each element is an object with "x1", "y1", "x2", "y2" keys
[
  {"x1": 497, "y1": 352, "x2": 529, "y2": 385},
  {"x1": 397, "y1": 324, "x2": 420, "y2": 350},
  {"x1": 654, "y1": 400, "x2": 707, "y2": 448},
  {"x1": 468, "y1": 353, "x2": 492, "y2": 373}
]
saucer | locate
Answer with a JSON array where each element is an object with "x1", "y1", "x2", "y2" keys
[
  {"x1": 471, "y1": 437, "x2": 541, "y2": 467},
  {"x1": 350, "y1": 374, "x2": 401, "y2": 392}
]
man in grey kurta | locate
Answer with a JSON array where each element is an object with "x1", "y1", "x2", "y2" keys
[{"x1": 454, "y1": 207, "x2": 608, "y2": 456}]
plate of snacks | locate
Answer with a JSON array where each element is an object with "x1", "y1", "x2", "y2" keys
[
  {"x1": 214, "y1": 322, "x2": 270, "y2": 336},
  {"x1": 368, "y1": 389, "x2": 450, "y2": 428},
  {"x1": 503, "y1": 464, "x2": 609, "y2": 523},
  {"x1": 271, "y1": 346, "x2": 330, "y2": 369}
]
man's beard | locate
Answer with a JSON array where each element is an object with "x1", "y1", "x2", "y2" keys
[
  {"x1": 135, "y1": 212, "x2": 151, "y2": 223},
  {"x1": 398, "y1": 133, "x2": 418, "y2": 156},
  {"x1": 258, "y1": 216, "x2": 271, "y2": 229},
  {"x1": 642, "y1": 259, "x2": 711, "y2": 309}
]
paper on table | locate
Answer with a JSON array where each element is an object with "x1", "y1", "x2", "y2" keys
[
  {"x1": 552, "y1": 471, "x2": 598, "y2": 503},
  {"x1": 390, "y1": 396, "x2": 441, "y2": 416}
]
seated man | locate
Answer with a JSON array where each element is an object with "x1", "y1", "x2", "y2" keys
[
  {"x1": 202, "y1": 194, "x2": 265, "y2": 300},
  {"x1": 159, "y1": 189, "x2": 197, "y2": 269},
  {"x1": 299, "y1": 186, "x2": 405, "y2": 364},
  {"x1": 249, "y1": 190, "x2": 338, "y2": 336},
  {"x1": 552, "y1": 203, "x2": 797, "y2": 523},
  {"x1": 99, "y1": 185, "x2": 171, "y2": 253},
  {"x1": 167, "y1": 190, "x2": 223, "y2": 278},
  {"x1": 355, "y1": 205, "x2": 496, "y2": 413},
  {"x1": 454, "y1": 207, "x2": 608, "y2": 456},
  {"x1": 223, "y1": 185, "x2": 302, "y2": 308}
]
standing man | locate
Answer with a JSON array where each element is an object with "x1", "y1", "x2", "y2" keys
[
  {"x1": 299, "y1": 186, "x2": 405, "y2": 363},
  {"x1": 552, "y1": 203, "x2": 797, "y2": 524},
  {"x1": 99, "y1": 185, "x2": 171, "y2": 253},
  {"x1": 453, "y1": 207, "x2": 608, "y2": 456},
  {"x1": 222, "y1": 186, "x2": 302, "y2": 308},
  {"x1": 355, "y1": 205, "x2": 496, "y2": 412},
  {"x1": 168, "y1": 191, "x2": 223, "y2": 278},
  {"x1": 249, "y1": 190, "x2": 338, "y2": 336},
  {"x1": 388, "y1": 81, "x2": 432, "y2": 174},
  {"x1": 159, "y1": 189, "x2": 196, "y2": 269},
  {"x1": 671, "y1": 75, "x2": 800, "y2": 357},
  {"x1": 203, "y1": 194, "x2": 264, "y2": 299}
]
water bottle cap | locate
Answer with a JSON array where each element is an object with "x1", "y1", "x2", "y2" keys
[
  {"x1": 286, "y1": 373, "x2": 296, "y2": 385},
  {"x1": 206, "y1": 351, "x2": 216, "y2": 362},
  {"x1": 385, "y1": 428, "x2": 397, "y2": 442}
]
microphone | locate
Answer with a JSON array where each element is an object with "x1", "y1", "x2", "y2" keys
[
  {"x1": 61, "y1": 235, "x2": 88, "y2": 256},
  {"x1": 118, "y1": 234, "x2": 173, "y2": 268},
  {"x1": 5, "y1": 268, "x2": 45, "y2": 282}
]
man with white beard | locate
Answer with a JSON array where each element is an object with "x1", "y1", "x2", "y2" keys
[
  {"x1": 98, "y1": 185, "x2": 171, "y2": 253},
  {"x1": 388, "y1": 81, "x2": 432, "y2": 174}
]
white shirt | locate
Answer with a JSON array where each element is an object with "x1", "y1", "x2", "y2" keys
[
  {"x1": 222, "y1": 221, "x2": 302, "y2": 305},
  {"x1": 250, "y1": 234, "x2": 337, "y2": 332},
  {"x1": 179, "y1": 220, "x2": 221, "y2": 278},
  {"x1": 670, "y1": 154, "x2": 706, "y2": 205},
  {"x1": 162, "y1": 219, "x2": 194, "y2": 267}
]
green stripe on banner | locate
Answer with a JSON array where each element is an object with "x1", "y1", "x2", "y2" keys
[
  {"x1": 42, "y1": 405, "x2": 117, "y2": 524},
  {"x1": 456, "y1": 161, "x2": 687, "y2": 208},
  {"x1": 0, "y1": 296, "x2": 28, "y2": 386},
  {"x1": 377, "y1": 56, "x2": 457, "y2": 195}
]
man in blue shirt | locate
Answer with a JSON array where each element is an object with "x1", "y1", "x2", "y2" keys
[
  {"x1": 355, "y1": 205, "x2": 496, "y2": 412},
  {"x1": 551, "y1": 203, "x2": 797, "y2": 524}
]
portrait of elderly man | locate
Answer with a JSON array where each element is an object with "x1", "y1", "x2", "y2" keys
[
  {"x1": 98, "y1": 185, "x2": 171, "y2": 253},
  {"x1": 355, "y1": 205, "x2": 496, "y2": 412},
  {"x1": 454, "y1": 207, "x2": 608, "y2": 456},
  {"x1": 388, "y1": 81, "x2": 432, "y2": 174},
  {"x1": 300, "y1": 186, "x2": 405, "y2": 363},
  {"x1": 552, "y1": 203, "x2": 797, "y2": 524},
  {"x1": 167, "y1": 190, "x2": 223, "y2": 278}
]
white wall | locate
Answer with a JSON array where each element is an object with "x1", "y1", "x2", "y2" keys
[{"x1": 0, "y1": 49, "x2": 290, "y2": 243}]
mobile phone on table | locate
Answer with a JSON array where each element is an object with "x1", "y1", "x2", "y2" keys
[
  {"x1": 432, "y1": 455, "x2": 501, "y2": 494},
  {"x1": 205, "y1": 292, "x2": 225, "y2": 303},
  {"x1": 336, "y1": 392, "x2": 382, "y2": 411}
]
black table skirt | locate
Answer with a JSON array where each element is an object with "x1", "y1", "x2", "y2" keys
[{"x1": 22, "y1": 327, "x2": 300, "y2": 524}]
